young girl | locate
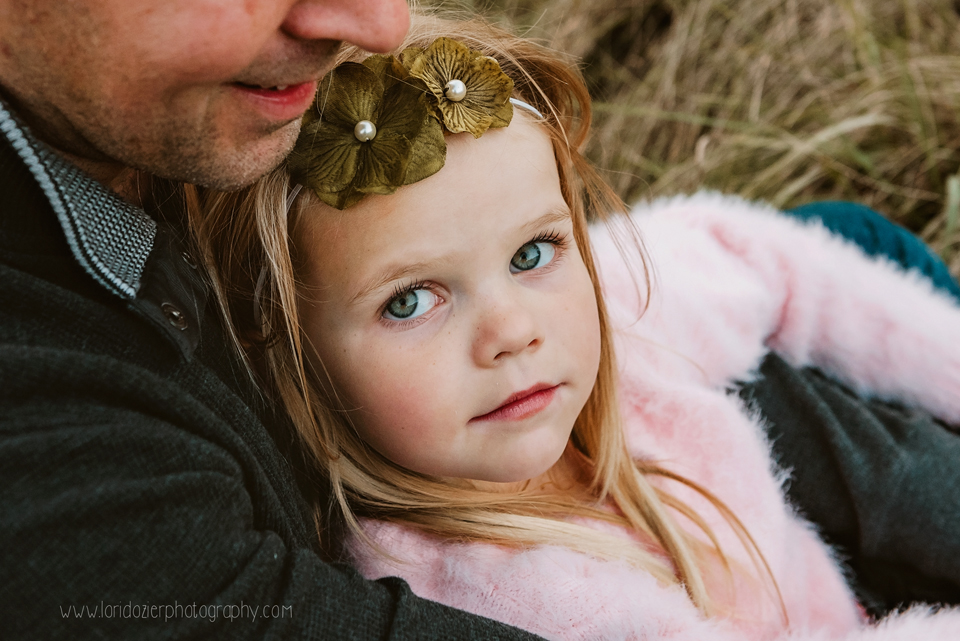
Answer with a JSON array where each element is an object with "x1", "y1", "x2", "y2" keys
[{"x1": 194, "y1": 13, "x2": 960, "y2": 640}]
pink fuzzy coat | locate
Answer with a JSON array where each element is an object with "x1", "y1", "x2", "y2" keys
[{"x1": 347, "y1": 193, "x2": 960, "y2": 639}]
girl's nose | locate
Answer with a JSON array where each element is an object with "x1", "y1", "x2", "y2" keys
[
  {"x1": 472, "y1": 291, "x2": 544, "y2": 367},
  {"x1": 281, "y1": 0, "x2": 411, "y2": 54}
]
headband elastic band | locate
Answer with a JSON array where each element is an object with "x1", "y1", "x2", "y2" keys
[
  {"x1": 286, "y1": 183, "x2": 303, "y2": 214},
  {"x1": 509, "y1": 97, "x2": 543, "y2": 119}
]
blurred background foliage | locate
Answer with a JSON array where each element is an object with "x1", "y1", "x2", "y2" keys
[{"x1": 424, "y1": 0, "x2": 960, "y2": 276}]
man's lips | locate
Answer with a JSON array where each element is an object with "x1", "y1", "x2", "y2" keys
[
  {"x1": 230, "y1": 80, "x2": 318, "y2": 122},
  {"x1": 470, "y1": 383, "x2": 560, "y2": 423}
]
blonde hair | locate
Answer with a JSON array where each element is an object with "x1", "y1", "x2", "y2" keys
[{"x1": 186, "y1": 11, "x2": 783, "y2": 619}]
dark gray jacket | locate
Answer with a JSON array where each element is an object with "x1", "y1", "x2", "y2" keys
[{"x1": 0, "y1": 101, "x2": 543, "y2": 640}]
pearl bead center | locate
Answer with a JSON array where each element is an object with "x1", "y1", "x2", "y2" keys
[
  {"x1": 354, "y1": 120, "x2": 377, "y2": 142},
  {"x1": 444, "y1": 79, "x2": 467, "y2": 102}
]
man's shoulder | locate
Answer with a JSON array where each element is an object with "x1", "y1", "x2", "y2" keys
[
  {"x1": 0, "y1": 138, "x2": 317, "y2": 553},
  {"x1": 0, "y1": 248, "x2": 311, "y2": 512}
]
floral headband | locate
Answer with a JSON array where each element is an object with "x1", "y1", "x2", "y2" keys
[{"x1": 287, "y1": 37, "x2": 543, "y2": 211}]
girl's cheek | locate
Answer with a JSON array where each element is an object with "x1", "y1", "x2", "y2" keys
[
  {"x1": 563, "y1": 270, "x2": 602, "y2": 368},
  {"x1": 356, "y1": 368, "x2": 445, "y2": 447},
  {"x1": 346, "y1": 325, "x2": 463, "y2": 465}
]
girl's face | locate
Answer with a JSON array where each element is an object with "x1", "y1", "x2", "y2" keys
[{"x1": 296, "y1": 114, "x2": 602, "y2": 483}]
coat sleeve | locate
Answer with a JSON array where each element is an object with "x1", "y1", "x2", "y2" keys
[
  {"x1": 700, "y1": 198, "x2": 960, "y2": 426},
  {"x1": 593, "y1": 193, "x2": 960, "y2": 426}
]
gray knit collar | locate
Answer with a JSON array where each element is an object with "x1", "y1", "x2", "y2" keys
[{"x1": 0, "y1": 98, "x2": 156, "y2": 300}]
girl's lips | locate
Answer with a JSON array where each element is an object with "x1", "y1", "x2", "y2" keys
[
  {"x1": 470, "y1": 384, "x2": 560, "y2": 423},
  {"x1": 230, "y1": 80, "x2": 318, "y2": 123}
]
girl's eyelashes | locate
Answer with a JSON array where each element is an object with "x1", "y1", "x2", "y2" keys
[
  {"x1": 380, "y1": 230, "x2": 567, "y2": 325},
  {"x1": 510, "y1": 230, "x2": 566, "y2": 274},
  {"x1": 382, "y1": 280, "x2": 441, "y2": 322}
]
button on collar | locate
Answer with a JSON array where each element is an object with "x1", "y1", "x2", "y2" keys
[
  {"x1": 161, "y1": 303, "x2": 189, "y2": 331},
  {"x1": 131, "y1": 225, "x2": 208, "y2": 360}
]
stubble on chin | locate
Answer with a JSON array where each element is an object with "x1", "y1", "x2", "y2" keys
[{"x1": 140, "y1": 112, "x2": 304, "y2": 192}]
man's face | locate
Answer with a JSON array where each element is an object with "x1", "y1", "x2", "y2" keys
[{"x1": 0, "y1": 0, "x2": 410, "y2": 189}]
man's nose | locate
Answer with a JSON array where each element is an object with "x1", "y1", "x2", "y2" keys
[{"x1": 281, "y1": 0, "x2": 411, "y2": 53}]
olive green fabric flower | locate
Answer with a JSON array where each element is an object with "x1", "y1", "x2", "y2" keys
[
  {"x1": 289, "y1": 55, "x2": 446, "y2": 210},
  {"x1": 405, "y1": 37, "x2": 514, "y2": 138},
  {"x1": 288, "y1": 39, "x2": 518, "y2": 210}
]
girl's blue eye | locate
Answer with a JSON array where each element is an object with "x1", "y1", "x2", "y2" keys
[
  {"x1": 510, "y1": 241, "x2": 556, "y2": 273},
  {"x1": 383, "y1": 288, "x2": 438, "y2": 321}
]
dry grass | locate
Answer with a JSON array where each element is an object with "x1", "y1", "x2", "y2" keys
[{"x1": 428, "y1": 0, "x2": 960, "y2": 276}]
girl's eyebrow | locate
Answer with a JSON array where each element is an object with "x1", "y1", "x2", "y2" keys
[
  {"x1": 349, "y1": 205, "x2": 572, "y2": 305},
  {"x1": 521, "y1": 206, "x2": 571, "y2": 235},
  {"x1": 350, "y1": 259, "x2": 439, "y2": 305}
]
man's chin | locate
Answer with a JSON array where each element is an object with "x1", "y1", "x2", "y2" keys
[{"x1": 208, "y1": 119, "x2": 303, "y2": 191}]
